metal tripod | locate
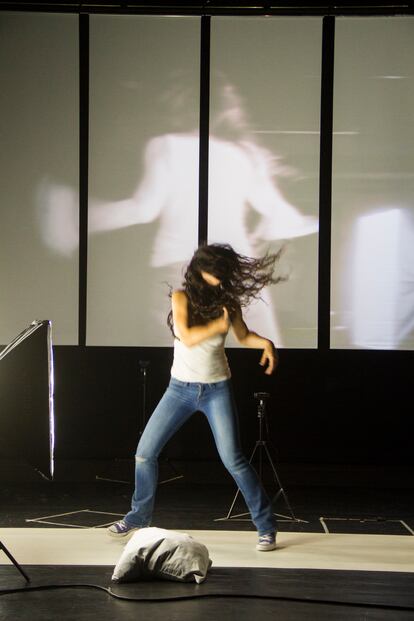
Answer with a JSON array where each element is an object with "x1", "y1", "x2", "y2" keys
[
  {"x1": 216, "y1": 391, "x2": 305, "y2": 524},
  {"x1": 0, "y1": 541, "x2": 30, "y2": 583},
  {"x1": 97, "y1": 360, "x2": 183, "y2": 486},
  {"x1": 138, "y1": 361, "x2": 183, "y2": 485}
]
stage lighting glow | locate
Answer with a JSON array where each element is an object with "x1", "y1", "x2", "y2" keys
[
  {"x1": 331, "y1": 16, "x2": 414, "y2": 350},
  {"x1": 0, "y1": 12, "x2": 79, "y2": 346},
  {"x1": 86, "y1": 15, "x2": 200, "y2": 347},
  {"x1": 208, "y1": 17, "x2": 321, "y2": 348},
  {"x1": 350, "y1": 208, "x2": 414, "y2": 349}
]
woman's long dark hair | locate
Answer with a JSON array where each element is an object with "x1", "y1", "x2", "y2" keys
[{"x1": 167, "y1": 243, "x2": 285, "y2": 336}]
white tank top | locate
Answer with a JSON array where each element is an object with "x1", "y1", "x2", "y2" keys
[{"x1": 170, "y1": 332, "x2": 231, "y2": 383}]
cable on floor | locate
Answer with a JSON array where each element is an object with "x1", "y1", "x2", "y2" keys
[{"x1": 0, "y1": 582, "x2": 413, "y2": 612}]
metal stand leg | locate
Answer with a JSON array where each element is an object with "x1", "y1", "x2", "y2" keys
[
  {"x1": 138, "y1": 361, "x2": 183, "y2": 485},
  {"x1": 96, "y1": 360, "x2": 183, "y2": 486},
  {"x1": 0, "y1": 541, "x2": 30, "y2": 583},
  {"x1": 215, "y1": 392, "x2": 307, "y2": 524}
]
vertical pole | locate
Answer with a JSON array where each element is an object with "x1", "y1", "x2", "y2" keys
[
  {"x1": 198, "y1": 15, "x2": 211, "y2": 246},
  {"x1": 79, "y1": 14, "x2": 89, "y2": 346},
  {"x1": 318, "y1": 16, "x2": 335, "y2": 351}
]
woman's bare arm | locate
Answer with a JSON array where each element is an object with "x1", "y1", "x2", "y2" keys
[
  {"x1": 172, "y1": 290, "x2": 229, "y2": 347},
  {"x1": 231, "y1": 306, "x2": 278, "y2": 375}
]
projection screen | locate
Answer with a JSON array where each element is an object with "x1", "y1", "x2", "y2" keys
[
  {"x1": 0, "y1": 12, "x2": 79, "y2": 345},
  {"x1": 331, "y1": 17, "x2": 414, "y2": 350},
  {"x1": 209, "y1": 17, "x2": 322, "y2": 348},
  {"x1": 87, "y1": 15, "x2": 200, "y2": 346}
]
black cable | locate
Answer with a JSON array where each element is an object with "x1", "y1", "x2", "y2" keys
[{"x1": 0, "y1": 582, "x2": 413, "y2": 612}]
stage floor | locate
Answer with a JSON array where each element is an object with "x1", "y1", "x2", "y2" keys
[
  {"x1": 1, "y1": 527, "x2": 414, "y2": 574},
  {"x1": 1, "y1": 468, "x2": 414, "y2": 620}
]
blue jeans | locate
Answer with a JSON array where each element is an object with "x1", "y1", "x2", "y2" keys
[{"x1": 124, "y1": 376, "x2": 277, "y2": 536}]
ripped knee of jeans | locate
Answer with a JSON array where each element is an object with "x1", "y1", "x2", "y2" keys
[{"x1": 135, "y1": 455, "x2": 147, "y2": 463}]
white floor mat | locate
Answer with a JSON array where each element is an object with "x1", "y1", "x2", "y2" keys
[{"x1": 1, "y1": 528, "x2": 413, "y2": 573}]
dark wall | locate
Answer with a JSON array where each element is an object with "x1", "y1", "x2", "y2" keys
[
  {"x1": 51, "y1": 345, "x2": 412, "y2": 466},
  {"x1": 1, "y1": 332, "x2": 412, "y2": 469}
]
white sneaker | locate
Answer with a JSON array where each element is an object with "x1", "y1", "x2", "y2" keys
[
  {"x1": 107, "y1": 520, "x2": 140, "y2": 539},
  {"x1": 256, "y1": 532, "x2": 277, "y2": 551}
]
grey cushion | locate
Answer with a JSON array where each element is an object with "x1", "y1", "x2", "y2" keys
[{"x1": 112, "y1": 527, "x2": 212, "y2": 584}]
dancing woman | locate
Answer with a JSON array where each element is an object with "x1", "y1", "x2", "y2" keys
[{"x1": 108, "y1": 243, "x2": 282, "y2": 550}]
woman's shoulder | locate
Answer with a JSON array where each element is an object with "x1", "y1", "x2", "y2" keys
[{"x1": 171, "y1": 289, "x2": 188, "y2": 303}]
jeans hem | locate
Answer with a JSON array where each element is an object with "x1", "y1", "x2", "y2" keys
[
  {"x1": 124, "y1": 518, "x2": 151, "y2": 529},
  {"x1": 258, "y1": 528, "x2": 277, "y2": 537}
]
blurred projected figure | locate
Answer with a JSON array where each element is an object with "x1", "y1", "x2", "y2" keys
[
  {"x1": 348, "y1": 207, "x2": 414, "y2": 349},
  {"x1": 207, "y1": 81, "x2": 318, "y2": 343},
  {"x1": 208, "y1": 81, "x2": 318, "y2": 248},
  {"x1": 37, "y1": 76, "x2": 317, "y2": 345}
]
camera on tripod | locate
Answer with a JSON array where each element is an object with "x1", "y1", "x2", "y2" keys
[
  {"x1": 254, "y1": 391, "x2": 270, "y2": 402},
  {"x1": 216, "y1": 389, "x2": 301, "y2": 524}
]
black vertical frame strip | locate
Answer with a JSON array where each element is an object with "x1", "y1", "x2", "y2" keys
[
  {"x1": 198, "y1": 15, "x2": 211, "y2": 246},
  {"x1": 318, "y1": 16, "x2": 335, "y2": 351},
  {"x1": 78, "y1": 14, "x2": 89, "y2": 346}
]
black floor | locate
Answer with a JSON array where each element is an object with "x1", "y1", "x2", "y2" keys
[
  {"x1": 1, "y1": 459, "x2": 414, "y2": 620},
  {"x1": 2, "y1": 565, "x2": 414, "y2": 621},
  {"x1": 1, "y1": 459, "x2": 413, "y2": 535}
]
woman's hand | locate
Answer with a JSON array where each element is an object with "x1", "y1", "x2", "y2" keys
[
  {"x1": 172, "y1": 291, "x2": 231, "y2": 346},
  {"x1": 216, "y1": 307, "x2": 230, "y2": 334},
  {"x1": 260, "y1": 340, "x2": 278, "y2": 375}
]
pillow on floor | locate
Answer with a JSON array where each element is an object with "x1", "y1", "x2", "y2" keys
[{"x1": 111, "y1": 527, "x2": 212, "y2": 584}]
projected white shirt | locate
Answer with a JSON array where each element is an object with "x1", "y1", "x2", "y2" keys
[
  {"x1": 37, "y1": 131, "x2": 318, "y2": 347},
  {"x1": 40, "y1": 133, "x2": 317, "y2": 262}
]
